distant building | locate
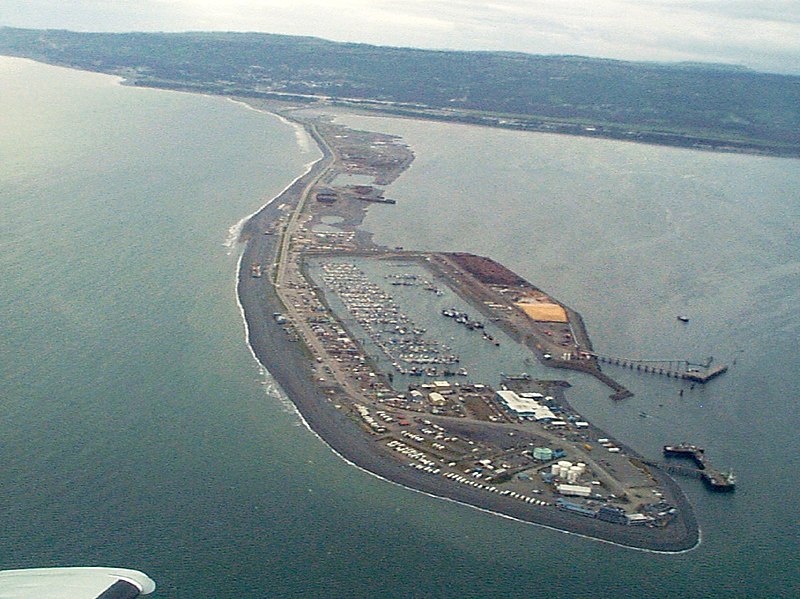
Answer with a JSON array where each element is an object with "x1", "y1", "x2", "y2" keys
[
  {"x1": 432, "y1": 380, "x2": 453, "y2": 394},
  {"x1": 556, "y1": 499, "x2": 596, "y2": 517},
  {"x1": 626, "y1": 513, "x2": 652, "y2": 526}
]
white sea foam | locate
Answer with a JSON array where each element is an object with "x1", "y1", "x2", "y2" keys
[
  {"x1": 273, "y1": 111, "x2": 314, "y2": 154},
  {"x1": 259, "y1": 376, "x2": 301, "y2": 417},
  {"x1": 223, "y1": 214, "x2": 254, "y2": 254},
  {"x1": 227, "y1": 98, "x2": 314, "y2": 154},
  {"x1": 231, "y1": 102, "x2": 324, "y2": 407},
  {"x1": 223, "y1": 103, "x2": 321, "y2": 254},
  {"x1": 223, "y1": 154, "x2": 320, "y2": 254},
  {"x1": 237, "y1": 296, "x2": 305, "y2": 420}
]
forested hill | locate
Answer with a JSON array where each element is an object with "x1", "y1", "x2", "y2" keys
[{"x1": 2, "y1": 27, "x2": 799, "y2": 156}]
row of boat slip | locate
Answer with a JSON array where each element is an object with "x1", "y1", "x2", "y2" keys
[
  {"x1": 441, "y1": 307, "x2": 500, "y2": 346},
  {"x1": 385, "y1": 272, "x2": 444, "y2": 295},
  {"x1": 319, "y1": 262, "x2": 460, "y2": 373},
  {"x1": 441, "y1": 307, "x2": 483, "y2": 328}
]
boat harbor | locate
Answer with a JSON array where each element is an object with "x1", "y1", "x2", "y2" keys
[
  {"x1": 306, "y1": 256, "x2": 544, "y2": 387},
  {"x1": 317, "y1": 261, "x2": 461, "y2": 376}
]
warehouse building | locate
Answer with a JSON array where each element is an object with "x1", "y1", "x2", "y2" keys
[{"x1": 495, "y1": 389, "x2": 556, "y2": 421}]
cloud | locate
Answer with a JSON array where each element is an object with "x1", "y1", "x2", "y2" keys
[{"x1": 1, "y1": 0, "x2": 799, "y2": 73}]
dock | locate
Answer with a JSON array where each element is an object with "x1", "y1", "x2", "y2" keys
[
  {"x1": 683, "y1": 365, "x2": 728, "y2": 382},
  {"x1": 591, "y1": 354, "x2": 728, "y2": 384},
  {"x1": 661, "y1": 444, "x2": 736, "y2": 492}
]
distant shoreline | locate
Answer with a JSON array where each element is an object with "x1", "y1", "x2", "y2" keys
[
  {"x1": 0, "y1": 48, "x2": 798, "y2": 159},
  {"x1": 136, "y1": 80, "x2": 800, "y2": 159}
]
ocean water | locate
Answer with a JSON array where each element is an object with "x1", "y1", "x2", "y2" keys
[{"x1": 2, "y1": 56, "x2": 799, "y2": 598}]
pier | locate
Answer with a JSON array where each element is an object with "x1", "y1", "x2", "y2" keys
[
  {"x1": 655, "y1": 444, "x2": 736, "y2": 492},
  {"x1": 590, "y1": 354, "x2": 728, "y2": 383}
]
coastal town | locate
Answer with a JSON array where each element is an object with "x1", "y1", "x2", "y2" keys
[{"x1": 236, "y1": 103, "x2": 727, "y2": 551}]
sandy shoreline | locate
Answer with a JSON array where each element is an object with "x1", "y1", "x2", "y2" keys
[{"x1": 235, "y1": 109, "x2": 699, "y2": 553}]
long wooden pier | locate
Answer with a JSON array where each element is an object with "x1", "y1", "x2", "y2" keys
[{"x1": 590, "y1": 353, "x2": 728, "y2": 383}]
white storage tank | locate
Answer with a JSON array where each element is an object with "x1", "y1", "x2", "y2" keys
[
  {"x1": 568, "y1": 466, "x2": 582, "y2": 483},
  {"x1": 551, "y1": 464, "x2": 561, "y2": 476}
]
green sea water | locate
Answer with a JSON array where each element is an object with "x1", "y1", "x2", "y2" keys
[{"x1": 2, "y1": 57, "x2": 799, "y2": 598}]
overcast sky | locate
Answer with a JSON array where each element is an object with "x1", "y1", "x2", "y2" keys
[{"x1": 2, "y1": 1, "x2": 799, "y2": 74}]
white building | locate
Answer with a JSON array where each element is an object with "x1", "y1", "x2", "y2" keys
[{"x1": 495, "y1": 390, "x2": 556, "y2": 420}]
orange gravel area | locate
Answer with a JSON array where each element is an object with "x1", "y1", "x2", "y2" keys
[{"x1": 515, "y1": 302, "x2": 569, "y2": 323}]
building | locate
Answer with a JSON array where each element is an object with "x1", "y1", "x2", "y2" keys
[
  {"x1": 556, "y1": 484, "x2": 592, "y2": 497},
  {"x1": 495, "y1": 389, "x2": 556, "y2": 420},
  {"x1": 597, "y1": 505, "x2": 628, "y2": 524},
  {"x1": 556, "y1": 499, "x2": 597, "y2": 517},
  {"x1": 428, "y1": 392, "x2": 447, "y2": 406}
]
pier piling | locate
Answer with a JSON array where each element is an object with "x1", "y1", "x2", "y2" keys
[{"x1": 591, "y1": 353, "x2": 727, "y2": 383}]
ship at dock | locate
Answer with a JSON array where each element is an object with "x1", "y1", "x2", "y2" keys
[
  {"x1": 663, "y1": 444, "x2": 736, "y2": 492},
  {"x1": 664, "y1": 443, "x2": 703, "y2": 457}
]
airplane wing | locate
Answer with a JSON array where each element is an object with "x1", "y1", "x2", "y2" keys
[{"x1": 0, "y1": 567, "x2": 155, "y2": 599}]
